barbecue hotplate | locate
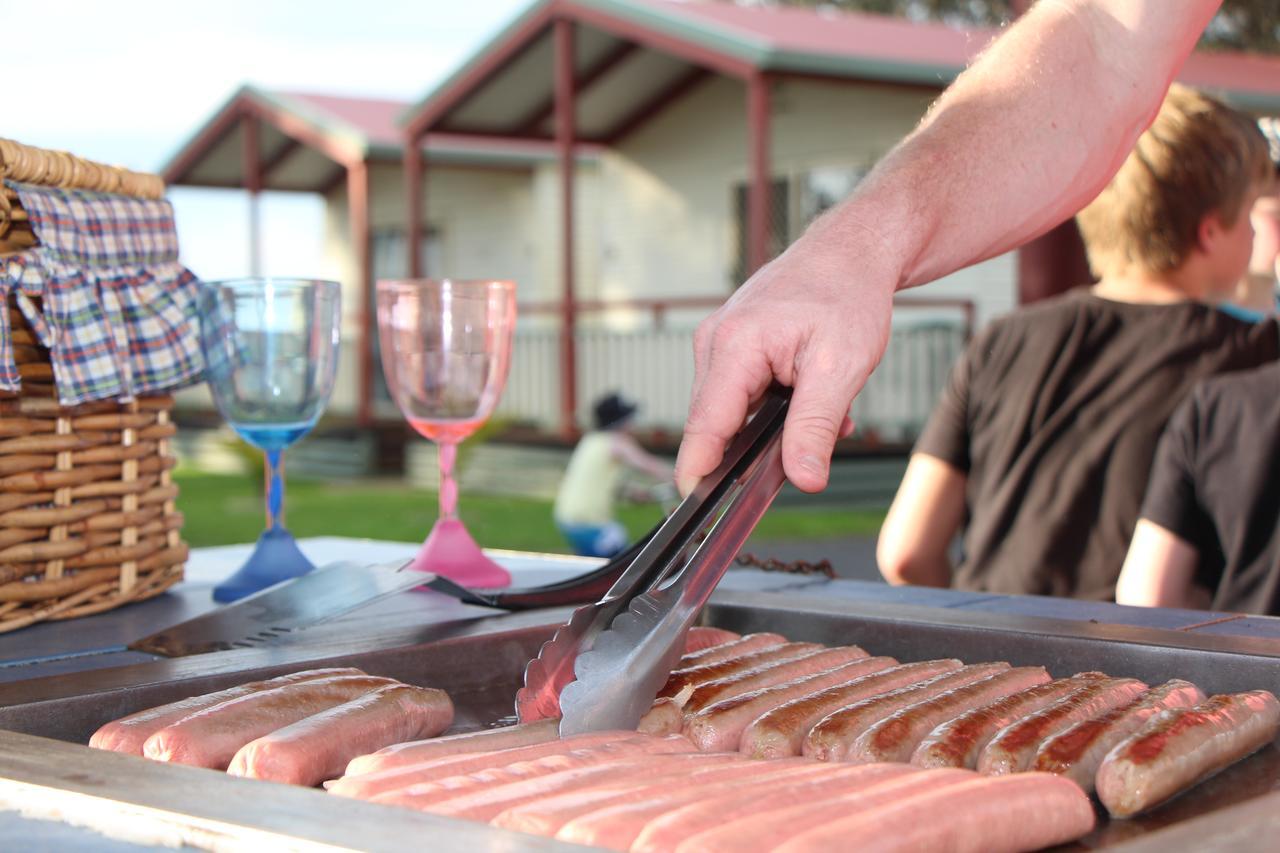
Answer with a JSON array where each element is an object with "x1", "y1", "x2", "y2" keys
[{"x1": 1, "y1": 589, "x2": 1278, "y2": 851}]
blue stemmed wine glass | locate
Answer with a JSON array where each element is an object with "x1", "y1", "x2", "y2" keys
[{"x1": 199, "y1": 278, "x2": 341, "y2": 603}]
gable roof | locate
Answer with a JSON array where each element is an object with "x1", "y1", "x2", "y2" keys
[
  {"x1": 402, "y1": 0, "x2": 1280, "y2": 139},
  {"x1": 163, "y1": 85, "x2": 596, "y2": 192}
]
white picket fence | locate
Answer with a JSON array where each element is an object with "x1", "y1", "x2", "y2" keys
[{"x1": 499, "y1": 314, "x2": 967, "y2": 443}]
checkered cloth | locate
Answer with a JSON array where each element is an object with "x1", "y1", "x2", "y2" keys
[{"x1": 0, "y1": 180, "x2": 203, "y2": 405}]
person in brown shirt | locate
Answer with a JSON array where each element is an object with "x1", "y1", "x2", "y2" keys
[{"x1": 876, "y1": 85, "x2": 1277, "y2": 600}]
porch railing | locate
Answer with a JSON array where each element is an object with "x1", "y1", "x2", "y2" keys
[{"x1": 499, "y1": 296, "x2": 973, "y2": 443}]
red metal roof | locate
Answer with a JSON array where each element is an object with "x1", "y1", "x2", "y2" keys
[
  {"x1": 630, "y1": 0, "x2": 995, "y2": 68},
  {"x1": 279, "y1": 91, "x2": 407, "y2": 148}
]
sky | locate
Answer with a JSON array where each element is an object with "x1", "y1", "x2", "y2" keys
[{"x1": 7, "y1": 0, "x2": 531, "y2": 280}]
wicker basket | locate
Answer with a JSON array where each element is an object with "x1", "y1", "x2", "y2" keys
[{"x1": 0, "y1": 140, "x2": 187, "y2": 633}]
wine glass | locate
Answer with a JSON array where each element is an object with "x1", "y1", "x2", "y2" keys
[
  {"x1": 199, "y1": 278, "x2": 341, "y2": 603},
  {"x1": 376, "y1": 278, "x2": 516, "y2": 588}
]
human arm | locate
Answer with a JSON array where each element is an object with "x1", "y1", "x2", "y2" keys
[
  {"x1": 1115, "y1": 520, "x2": 1201, "y2": 607},
  {"x1": 1119, "y1": 387, "x2": 1215, "y2": 608},
  {"x1": 610, "y1": 432, "x2": 673, "y2": 482},
  {"x1": 877, "y1": 454, "x2": 967, "y2": 588},
  {"x1": 676, "y1": 0, "x2": 1222, "y2": 496}
]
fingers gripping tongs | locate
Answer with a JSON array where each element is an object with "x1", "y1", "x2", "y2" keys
[{"x1": 516, "y1": 385, "x2": 792, "y2": 735}]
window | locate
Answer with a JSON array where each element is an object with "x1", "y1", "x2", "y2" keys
[
  {"x1": 732, "y1": 178, "x2": 790, "y2": 286},
  {"x1": 801, "y1": 166, "x2": 865, "y2": 225}
]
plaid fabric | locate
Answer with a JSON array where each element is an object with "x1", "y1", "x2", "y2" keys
[{"x1": 0, "y1": 180, "x2": 203, "y2": 405}]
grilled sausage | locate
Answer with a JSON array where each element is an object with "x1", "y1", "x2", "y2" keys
[
  {"x1": 676, "y1": 632, "x2": 786, "y2": 668},
  {"x1": 978, "y1": 677, "x2": 1147, "y2": 775},
  {"x1": 227, "y1": 683, "x2": 453, "y2": 786},
  {"x1": 849, "y1": 666, "x2": 1051, "y2": 764},
  {"x1": 638, "y1": 698, "x2": 685, "y2": 735},
  {"x1": 659, "y1": 642, "x2": 821, "y2": 699},
  {"x1": 683, "y1": 627, "x2": 741, "y2": 656},
  {"x1": 1096, "y1": 690, "x2": 1280, "y2": 818},
  {"x1": 492, "y1": 757, "x2": 817, "y2": 838},
  {"x1": 911, "y1": 672, "x2": 1110, "y2": 769},
  {"x1": 329, "y1": 732, "x2": 672, "y2": 800},
  {"x1": 88, "y1": 668, "x2": 365, "y2": 755},
  {"x1": 742, "y1": 659, "x2": 963, "y2": 759},
  {"x1": 560, "y1": 763, "x2": 916, "y2": 851},
  {"x1": 770, "y1": 772, "x2": 1095, "y2": 853},
  {"x1": 803, "y1": 662, "x2": 1009, "y2": 761},
  {"x1": 1032, "y1": 679, "x2": 1204, "y2": 792},
  {"x1": 343, "y1": 718, "x2": 559, "y2": 777},
  {"x1": 142, "y1": 674, "x2": 398, "y2": 769},
  {"x1": 670, "y1": 767, "x2": 967, "y2": 853},
  {"x1": 683, "y1": 656, "x2": 897, "y2": 752},
  {"x1": 681, "y1": 646, "x2": 869, "y2": 715}
]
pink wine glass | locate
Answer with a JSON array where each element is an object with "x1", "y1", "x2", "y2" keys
[{"x1": 376, "y1": 279, "x2": 517, "y2": 588}]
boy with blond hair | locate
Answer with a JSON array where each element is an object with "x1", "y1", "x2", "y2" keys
[{"x1": 878, "y1": 85, "x2": 1276, "y2": 600}]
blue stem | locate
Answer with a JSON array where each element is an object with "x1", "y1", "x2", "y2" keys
[{"x1": 265, "y1": 449, "x2": 285, "y2": 531}]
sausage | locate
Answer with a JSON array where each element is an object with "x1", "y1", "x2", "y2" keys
[
  {"x1": 1032, "y1": 679, "x2": 1204, "y2": 792},
  {"x1": 849, "y1": 666, "x2": 1051, "y2": 764},
  {"x1": 681, "y1": 646, "x2": 870, "y2": 716},
  {"x1": 683, "y1": 627, "x2": 741, "y2": 656},
  {"x1": 632, "y1": 765, "x2": 926, "y2": 853},
  {"x1": 560, "y1": 763, "x2": 916, "y2": 851},
  {"x1": 670, "y1": 767, "x2": 968, "y2": 853},
  {"x1": 343, "y1": 718, "x2": 559, "y2": 777},
  {"x1": 637, "y1": 698, "x2": 685, "y2": 736},
  {"x1": 770, "y1": 772, "x2": 1095, "y2": 853},
  {"x1": 911, "y1": 672, "x2": 1110, "y2": 769},
  {"x1": 493, "y1": 757, "x2": 818, "y2": 838},
  {"x1": 1096, "y1": 690, "x2": 1280, "y2": 818},
  {"x1": 142, "y1": 674, "x2": 398, "y2": 769},
  {"x1": 379, "y1": 753, "x2": 724, "y2": 821},
  {"x1": 683, "y1": 656, "x2": 897, "y2": 752},
  {"x1": 88, "y1": 668, "x2": 365, "y2": 755},
  {"x1": 803, "y1": 662, "x2": 1010, "y2": 761},
  {"x1": 675, "y1": 632, "x2": 786, "y2": 669},
  {"x1": 978, "y1": 677, "x2": 1148, "y2": 775},
  {"x1": 659, "y1": 642, "x2": 822, "y2": 699},
  {"x1": 742, "y1": 659, "x2": 962, "y2": 759},
  {"x1": 329, "y1": 731, "x2": 680, "y2": 800},
  {"x1": 227, "y1": 683, "x2": 453, "y2": 787}
]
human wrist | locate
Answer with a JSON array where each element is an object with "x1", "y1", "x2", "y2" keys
[{"x1": 797, "y1": 187, "x2": 916, "y2": 296}]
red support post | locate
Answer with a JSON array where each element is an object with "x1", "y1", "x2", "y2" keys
[
  {"x1": 746, "y1": 72, "x2": 772, "y2": 276},
  {"x1": 242, "y1": 111, "x2": 263, "y2": 277},
  {"x1": 348, "y1": 160, "x2": 374, "y2": 427},
  {"x1": 555, "y1": 18, "x2": 579, "y2": 438},
  {"x1": 406, "y1": 136, "x2": 425, "y2": 278}
]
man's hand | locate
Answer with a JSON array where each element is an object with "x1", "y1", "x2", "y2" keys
[{"x1": 675, "y1": 231, "x2": 893, "y2": 495}]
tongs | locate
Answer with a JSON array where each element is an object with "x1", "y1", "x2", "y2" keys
[{"x1": 516, "y1": 385, "x2": 792, "y2": 735}]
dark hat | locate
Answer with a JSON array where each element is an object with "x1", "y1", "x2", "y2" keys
[{"x1": 594, "y1": 392, "x2": 638, "y2": 430}]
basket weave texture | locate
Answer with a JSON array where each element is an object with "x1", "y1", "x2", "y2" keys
[{"x1": 0, "y1": 139, "x2": 187, "y2": 634}]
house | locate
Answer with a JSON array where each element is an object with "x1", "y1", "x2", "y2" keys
[{"x1": 164, "y1": 0, "x2": 1280, "y2": 450}]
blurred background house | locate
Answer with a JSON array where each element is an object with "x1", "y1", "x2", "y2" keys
[{"x1": 160, "y1": 0, "x2": 1280, "y2": 500}]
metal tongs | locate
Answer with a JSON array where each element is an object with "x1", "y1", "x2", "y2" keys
[{"x1": 516, "y1": 385, "x2": 792, "y2": 735}]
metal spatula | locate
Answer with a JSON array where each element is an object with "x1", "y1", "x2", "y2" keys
[
  {"x1": 130, "y1": 560, "x2": 485, "y2": 656},
  {"x1": 516, "y1": 385, "x2": 791, "y2": 732}
]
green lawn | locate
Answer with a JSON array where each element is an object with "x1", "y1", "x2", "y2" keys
[{"x1": 174, "y1": 470, "x2": 886, "y2": 552}]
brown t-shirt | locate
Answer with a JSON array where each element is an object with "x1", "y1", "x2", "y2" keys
[{"x1": 915, "y1": 290, "x2": 1278, "y2": 600}]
